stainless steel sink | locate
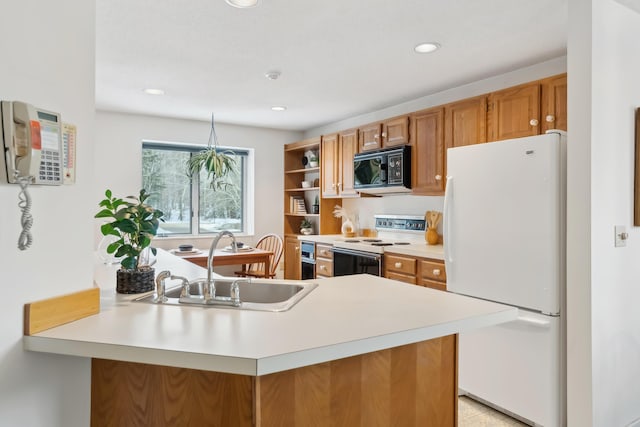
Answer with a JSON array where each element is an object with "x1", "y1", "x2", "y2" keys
[{"x1": 134, "y1": 277, "x2": 318, "y2": 312}]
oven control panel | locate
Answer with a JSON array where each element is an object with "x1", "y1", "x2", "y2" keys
[{"x1": 374, "y1": 215, "x2": 426, "y2": 232}]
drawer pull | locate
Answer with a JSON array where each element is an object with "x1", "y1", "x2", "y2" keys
[
  {"x1": 320, "y1": 250, "x2": 328, "y2": 256},
  {"x1": 320, "y1": 265, "x2": 326, "y2": 271},
  {"x1": 529, "y1": 118, "x2": 539, "y2": 126},
  {"x1": 432, "y1": 268, "x2": 441, "y2": 276},
  {"x1": 394, "y1": 262, "x2": 402, "y2": 268}
]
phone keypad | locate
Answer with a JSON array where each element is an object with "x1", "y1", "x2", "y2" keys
[{"x1": 39, "y1": 150, "x2": 62, "y2": 183}]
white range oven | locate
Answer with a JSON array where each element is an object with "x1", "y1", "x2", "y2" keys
[{"x1": 332, "y1": 214, "x2": 426, "y2": 277}]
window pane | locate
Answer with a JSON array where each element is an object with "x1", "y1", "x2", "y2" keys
[
  {"x1": 142, "y1": 149, "x2": 192, "y2": 235},
  {"x1": 198, "y1": 154, "x2": 244, "y2": 234}
]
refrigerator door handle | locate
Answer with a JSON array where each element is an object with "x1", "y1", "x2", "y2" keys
[
  {"x1": 514, "y1": 314, "x2": 551, "y2": 329},
  {"x1": 443, "y1": 176, "x2": 454, "y2": 263}
]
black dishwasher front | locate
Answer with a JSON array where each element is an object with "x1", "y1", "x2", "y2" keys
[{"x1": 300, "y1": 241, "x2": 315, "y2": 279}]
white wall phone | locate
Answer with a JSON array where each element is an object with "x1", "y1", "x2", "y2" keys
[
  {"x1": 1, "y1": 101, "x2": 64, "y2": 185},
  {"x1": 1, "y1": 100, "x2": 68, "y2": 250}
]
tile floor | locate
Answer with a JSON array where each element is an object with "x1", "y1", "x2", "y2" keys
[{"x1": 459, "y1": 396, "x2": 530, "y2": 426}]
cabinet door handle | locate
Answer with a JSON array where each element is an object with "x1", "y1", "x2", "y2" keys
[
  {"x1": 432, "y1": 268, "x2": 441, "y2": 276},
  {"x1": 295, "y1": 246, "x2": 299, "y2": 252},
  {"x1": 395, "y1": 262, "x2": 402, "y2": 268},
  {"x1": 374, "y1": 134, "x2": 379, "y2": 139},
  {"x1": 435, "y1": 174, "x2": 442, "y2": 181},
  {"x1": 331, "y1": 183, "x2": 336, "y2": 189},
  {"x1": 529, "y1": 119, "x2": 539, "y2": 126},
  {"x1": 545, "y1": 114, "x2": 555, "y2": 123},
  {"x1": 381, "y1": 132, "x2": 387, "y2": 138}
]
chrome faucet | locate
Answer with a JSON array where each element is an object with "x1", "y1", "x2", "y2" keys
[
  {"x1": 153, "y1": 271, "x2": 190, "y2": 303},
  {"x1": 204, "y1": 230, "x2": 237, "y2": 302}
]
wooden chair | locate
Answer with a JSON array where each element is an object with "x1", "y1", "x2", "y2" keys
[{"x1": 235, "y1": 233, "x2": 283, "y2": 278}]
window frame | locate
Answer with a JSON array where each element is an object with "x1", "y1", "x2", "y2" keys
[{"x1": 142, "y1": 140, "x2": 254, "y2": 237}]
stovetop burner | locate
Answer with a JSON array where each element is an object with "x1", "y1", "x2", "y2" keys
[
  {"x1": 362, "y1": 239, "x2": 382, "y2": 242},
  {"x1": 393, "y1": 242, "x2": 411, "y2": 245},
  {"x1": 343, "y1": 239, "x2": 361, "y2": 243},
  {"x1": 371, "y1": 242, "x2": 394, "y2": 246}
]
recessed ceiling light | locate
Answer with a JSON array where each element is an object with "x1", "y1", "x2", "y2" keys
[
  {"x1": 143, "y1": 88, "x2": 165, "y2": 95},
  {"x1": 271, "y1": 106, "x2": 287, "y2": 111},
  {"x1": 225, "y1": 0, "x2": 260, "y2": 8},
  {"x1": 414, "y1": 42, "x2": 441, "y2": 54}
]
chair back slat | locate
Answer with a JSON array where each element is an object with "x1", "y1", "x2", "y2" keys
[{"x1": 246, "y1": 233, "x2": 283, "y2": 278}]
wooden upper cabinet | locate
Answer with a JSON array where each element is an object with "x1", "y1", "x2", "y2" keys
[
  {"x1": 358, "y1": 123, "x2": 382, "y2": 152},
  {"x1": 359, "y1": 116, "x2": 410, "y2": 152},
  {"x1": 383, "y1": 116, "x2": 410, "y2": 147},
  {"x1": 541, "y1": 74, "x2": 567, "y2": 132},
  {"x1": 488, "y1": 83, "x2": 540, "y2": 141},
  {"x1": 338, "y1": 129, "x2": 359, "y2": 197},
  {"x1": 321, "y1": 133, "x2": 339, "y2": 198},
  {"x1": 410, "y1": 107, "x2": 445, "y2": 195},
  {"x1": 444, "y1": 95, "x2": 487, "y2": 150}
]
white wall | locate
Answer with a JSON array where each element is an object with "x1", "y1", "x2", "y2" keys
[
  {"x1": 588, "y1": 1, "x2": 640, "y2": 424},
  {"x1": 94, "y1": 111, "x2": 302, "y2": 252},
  {"x1": 566, "y1": 0, "x2": 594, "y2": 425},
  {"x1": 0, "y1": 1, "x2": 96, "y2": 426}
]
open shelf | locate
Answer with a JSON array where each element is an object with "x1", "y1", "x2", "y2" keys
[
  {"x1": 286, "y1": 167, "x2": 320, "y2": 174},
  {"x1": 285, "y1": 187, "x2": 320, "y2": 192}
]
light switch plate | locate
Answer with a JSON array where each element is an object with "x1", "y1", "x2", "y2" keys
[{"x1": 615, "y1": 225, "x2": 628, "y2": 247}]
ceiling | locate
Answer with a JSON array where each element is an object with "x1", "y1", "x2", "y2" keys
[{"x1": 95, "y1": 0, "x2": 567, "y2": 131}]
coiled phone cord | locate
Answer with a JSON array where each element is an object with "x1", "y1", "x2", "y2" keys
[{"x1": 16, "y1": 174, "x2": 34, "y2": 250}]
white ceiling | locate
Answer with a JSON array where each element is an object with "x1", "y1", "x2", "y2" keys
[{"x1": 96, "y1": 0, "x2": 567, "y2": 131}]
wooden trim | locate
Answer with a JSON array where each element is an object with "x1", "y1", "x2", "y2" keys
[
  {"x1": 24, "y1": 287, "x2": 100, "y2": 335},
  {"x1": 635, "y1": 107, "x2": 640, "y2": 226}
]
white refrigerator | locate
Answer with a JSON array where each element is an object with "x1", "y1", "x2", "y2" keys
[{"x1": 443, "y1": 131, "x2": 566, "y2": 427}]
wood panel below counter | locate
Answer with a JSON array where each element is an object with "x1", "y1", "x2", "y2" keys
[{"x1": 91, "y1": 335, "x2": 457, "y2": 427}]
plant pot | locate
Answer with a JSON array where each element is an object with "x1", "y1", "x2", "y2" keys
[
  {"x1": 300, "y1": 228, "x2": 313, "y2": 235},
  {"x1": 116, "y1": 267, "x2": 155, "y2": 294}
]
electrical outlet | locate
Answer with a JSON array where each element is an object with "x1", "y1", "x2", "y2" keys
[{"x1": 615, "y1": 225, "x2": 628, "y2": 247}]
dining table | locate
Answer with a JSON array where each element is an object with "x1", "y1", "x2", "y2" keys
[{"x1": 170, "y1": 247, "x2": 273, "y2": 278}]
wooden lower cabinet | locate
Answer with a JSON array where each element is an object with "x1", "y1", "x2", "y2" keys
[
  {"x1": 315, "y1": 243, "x2": 333, "y2": 278},
  {"x1": 284, "y1": 236, "x2": 301, "y2": 280},
  {"x1": 91, "y1": 335, "x2": 457, "y2": 426},
  {"x1": 385, "y1": 253, "x2": 446, "y2": 291}
]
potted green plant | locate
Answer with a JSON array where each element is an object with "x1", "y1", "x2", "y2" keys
[
  {"x1": 300, "y1": 218, "x2": 313, "y2": 235},
  {"x1": 187, "y1": 113, "x2": 237, "y2": 189},
  {"x1": 95, "y1": 189, "x2": 165, "y2": 294}
]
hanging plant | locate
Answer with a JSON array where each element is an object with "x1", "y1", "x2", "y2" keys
[{"x1": 187, "y1": 113, "x2": 237, "y2": 190}]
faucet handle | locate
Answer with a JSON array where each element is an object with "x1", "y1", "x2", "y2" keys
[
  {"x1": 153, "y1": 270, "x2": 171, "y2": 303},
  {"x1": 230, "y1": 280, "x2": 242, "y2": 306}
]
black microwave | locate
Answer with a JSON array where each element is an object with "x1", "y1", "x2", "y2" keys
[{"x1": 353, "y1": 145, "x2": 411, "y2": 194}]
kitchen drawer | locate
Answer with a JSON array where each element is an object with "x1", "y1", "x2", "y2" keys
[
  {"x1": 316, "y1": 258, "x2": 333, "y2": 278},
  {"x1": 316, "y1": 244, "x2": 334, "y2": 260},
  {"x1": 385, "y1": 254, "x2": 417, "y2": 276},
  {"x1": 421, "y1": 278, "x2": 447, "y2": 292},
  {"x1": 420, "y1": 260, "x2": 446, "y2": 283},
  {"x1": 386, "y1": 271, "x2": 417, "y2": 285}
]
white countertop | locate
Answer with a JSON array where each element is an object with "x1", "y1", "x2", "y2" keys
[
  {"x1": 24, "y1": 250, "x2": 515, "y2": 376},
  {"x1": 297, "y1": 234, "x2": 444, "y2": 260}
]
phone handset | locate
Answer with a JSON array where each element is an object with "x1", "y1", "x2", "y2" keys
[{"x1": 7, "y1": 101, "x2": 41, "y2": 183}]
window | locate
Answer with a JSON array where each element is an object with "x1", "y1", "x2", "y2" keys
[{"x1": 142, "y1": 141, "x2": 252, "y2": 236}]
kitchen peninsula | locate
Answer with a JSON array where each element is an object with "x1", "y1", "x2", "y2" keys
[{"x1": 24, "y1": 250, "x2": 517, "y2": 426}]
